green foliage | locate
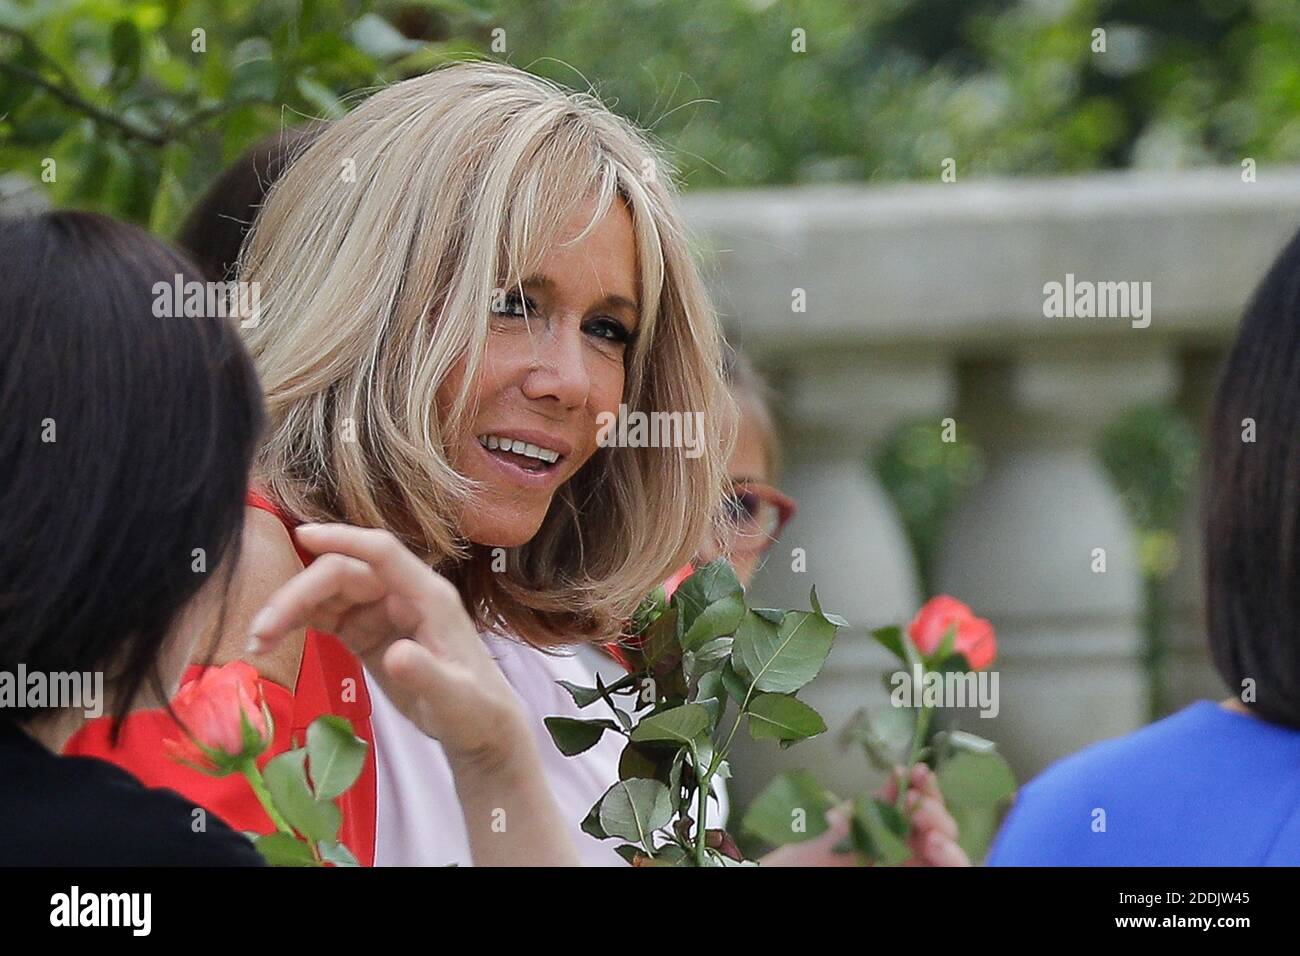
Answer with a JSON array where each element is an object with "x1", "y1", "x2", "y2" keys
[
  {"x1": 740, "y1": 619, "x2": 1015, "y2": 864},
  {"x1": 7, "y1": 0, "x2": 1300, "y2": 232},
  {"x1": 1096, "y1": 403, "x2": 1199, "y2": 574},
  {"x1": 1096, "y1": 403, "x2": 1200, "y2": 718},
  {"x1": 0, "y1": 0, "x2": 489, "y2": 230},
  {"x1": 874, "y1": 419, "x2": 983, "y2": 596},
  {"x1": 546, "y1": 559, "x2": 845, "y2": 866}
]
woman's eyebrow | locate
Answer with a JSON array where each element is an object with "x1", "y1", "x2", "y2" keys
[
  {"x1": 593, "y1": 292, "x2": 640, "y2": 315},
  {"x1": 520, "y1": 274, "x2": 639, "y2": 315}
]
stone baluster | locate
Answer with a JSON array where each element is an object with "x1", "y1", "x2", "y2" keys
[
  {"x1": 932, "y1": 345, "x2": 1174, "y2": 781},
  {"x1": 726, "y1": 349, "x2": 951, "y2": 807}
]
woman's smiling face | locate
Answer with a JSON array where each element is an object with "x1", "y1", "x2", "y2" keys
[{"x1": 438, "y1": 197, "x2": 640, "y2": 547}]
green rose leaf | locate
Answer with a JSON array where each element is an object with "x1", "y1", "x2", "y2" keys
[
  {"x1": 925, "y1": 623, "x2": 959, "y2": 670},
  {"x1": 732, "y1": 608, "x2": 837, "y2": 694},
  {"x1": 613, "y1": 843, "x2": 643, "y2": 865},
  {"x1": 681, "y1": 593, "x2": 746, "y2": 652},
  {"x1": 652, "y1": 843, "x2": 689, "y2": 866},
  {"x1": 949, "y1": 804, "x2": 1002, "y2": 864},
  {"x1": 618, "y1": 738, "x2": 675, "y2": 784},
  {"x1": 631, "y1": 584, "x2": 669, "y2": 635},
  {"x1": 555, "y1": 680, "x2": 604, "y2": 709},
  {"x1": 672, "y1": 559, "x2": 742, "y2": 637},
  {"x1": 318, "y1": 840, "x2": 360, "y2": 867},
  {"x1": 580, "y1": 801, "x2": 608, "y2": 840},
  {"x1": 745, "y1": 693, "x2": 827, "y2": 745},
  {"x1": 936, "y1": 750, "x2": 1017, "y2": 808},
  {"x1": 263, "y1": 749, "x2": 342, "y2": 845},
  {"x1": 306, "y1": 714, "x2": 368, "y2": 800},
  {"x1": 808, "y1": 586, "x2": 850, "y2": 627},
  {"x1": 741, "y1": 769, "x2": 834, "y2": 847},
  {"x1": 629, "y1": 703, "x2": 711, "y2": 745},
  {"x1": 253, "y1": 831, "x2": 319, "y2": 867},
  {"x1": 870, "y1": 626, "x2": 910, "y2": 666},
  {"x1": 598, "y1": 779, "x2": 673, "y2": 849},
  {"x1": 844, "y1": 706, "x2": 915, "y2": 771},
  {"x1": 641, "y1": 607, "x2": 682, "y2": 673},
  {"x1": 853, "y1": 795, "x2": 911, "y2": 866},
  {"x1": 544, "y1": 716, "x2": 621, "y2": 756},
  {"x1": 720, "y1": 660, "x2": 751, "y2": 703}
]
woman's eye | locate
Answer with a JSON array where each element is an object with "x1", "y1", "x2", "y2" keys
[{"x1": 584, "y1": 317, "x2": 632, "y2": 345}]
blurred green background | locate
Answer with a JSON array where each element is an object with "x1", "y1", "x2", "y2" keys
[{"x1": 3, "y1": 0, "x2": 1259, "y2": 719}]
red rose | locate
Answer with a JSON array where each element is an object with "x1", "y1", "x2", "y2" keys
[
  {"x1": 907, "y1": 595, "x2": 996, "y2": 671},
  {"x1": 164, "y1": 661, "x2": 272, "y2": 773}
]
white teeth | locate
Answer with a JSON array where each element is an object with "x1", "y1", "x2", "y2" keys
[{"x1": 476, "y1": 435, "x2": 561, "y2": 464}]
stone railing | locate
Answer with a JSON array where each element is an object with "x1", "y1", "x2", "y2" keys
[{"x1": 683, "y1": 167, "x2": 1300, "y2": 805}]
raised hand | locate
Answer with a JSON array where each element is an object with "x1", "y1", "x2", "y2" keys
[{"x1": 247, "y1": 522, "x2": 580, "y2": 866}]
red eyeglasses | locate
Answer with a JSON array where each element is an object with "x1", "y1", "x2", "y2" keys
[{"x1": 720, "y1": 480, "x2": 796, "y2": 556}]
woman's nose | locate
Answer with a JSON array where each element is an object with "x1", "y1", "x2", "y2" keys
[{"x1": 520, "y1": 321, "x2": 591, "y2": 409}]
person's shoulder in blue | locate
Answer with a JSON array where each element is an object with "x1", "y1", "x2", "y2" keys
[{"x1": 987, "y1": 700, "x2": 1300, "y2": 866}]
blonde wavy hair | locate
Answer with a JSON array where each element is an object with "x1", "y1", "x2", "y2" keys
[{"x1": 238, "y1": 61, "x2": 735, "y2": 647}]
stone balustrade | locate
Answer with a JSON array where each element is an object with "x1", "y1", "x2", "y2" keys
[{"x1": 683, "y1": 167, "x2": 1300, "y2": 806}]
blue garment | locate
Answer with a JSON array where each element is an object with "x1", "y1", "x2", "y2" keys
[{"x1": 987, "y1": 700, "x2": 1300, "y2": 865}]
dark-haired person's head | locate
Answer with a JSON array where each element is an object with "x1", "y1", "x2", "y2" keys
[
  {"x1": 177, "y1": 123, "x2": 324, "y2": 282},
  {"x1": 0, "y1": 211, "x2": 265, "y2": 742},
  {"x1": 1205, "y1": 225, "x2": 1300, "y2": 727}
]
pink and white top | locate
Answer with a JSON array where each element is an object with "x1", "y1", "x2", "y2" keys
[{"x1": 368, "y1": 631, "x2": 626, "y2": 866}]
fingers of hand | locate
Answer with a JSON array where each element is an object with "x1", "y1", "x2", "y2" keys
[
  {"x1": 909, "y1": 829, "x2": 971, "y2": 867},
  {"x1": 249, "y1": 553, "x2": 383, "y2": 651},
  {"x1": 906, "y1": 789, "x2": 959, "y2": 841},
  {"x1": 911, "y1": 762, "x2": 944, "y2": 801},
  {"x1": 875, "y1": 766, "x2": 902, "y2": 803},
  {"x1": 295, "y1": 524, "x2": 470, "y2": 629}
]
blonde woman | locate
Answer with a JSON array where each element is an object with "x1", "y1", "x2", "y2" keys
[
  {"x1": 70, "y1": 61, "x2": 730, "y2": 866},
  {"x1": 71, "y1": 62, "x2": 966, "y2": 867}
]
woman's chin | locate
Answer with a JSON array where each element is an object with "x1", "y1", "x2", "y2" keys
[{"x1": 466, "y1": 513, "x2": 548, "y2": 549}]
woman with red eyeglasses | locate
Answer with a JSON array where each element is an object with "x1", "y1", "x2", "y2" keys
[{"x1": 580, "y1": 346, "x2": 969, "y2": 866}]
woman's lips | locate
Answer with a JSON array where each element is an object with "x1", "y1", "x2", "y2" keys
[{"x1": 474, "y1": 438, "x2": 567, "y2": 490}]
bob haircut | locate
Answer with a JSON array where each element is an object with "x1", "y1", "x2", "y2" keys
[
  {"x1": 238, "y1": 61, "x2": 735, "y2": 646},
  {"x1": 0, "y1": 211, "x2": 264, "y2": 728},
  {"x1": 1205, "y1": 224, "x2": 1300, "y2": 727}
]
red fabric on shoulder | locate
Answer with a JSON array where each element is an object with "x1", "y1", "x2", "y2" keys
[
  {"x1": 65, "y1": 671, "x2": 297, "y2": 835},
  {"x1": 64, "y1": 489, "x2": 378, "y2": 866}
]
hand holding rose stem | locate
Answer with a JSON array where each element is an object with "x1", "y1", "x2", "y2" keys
[{"x1": 247, "y1": 523, "x2": 581, "y2": 867}]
